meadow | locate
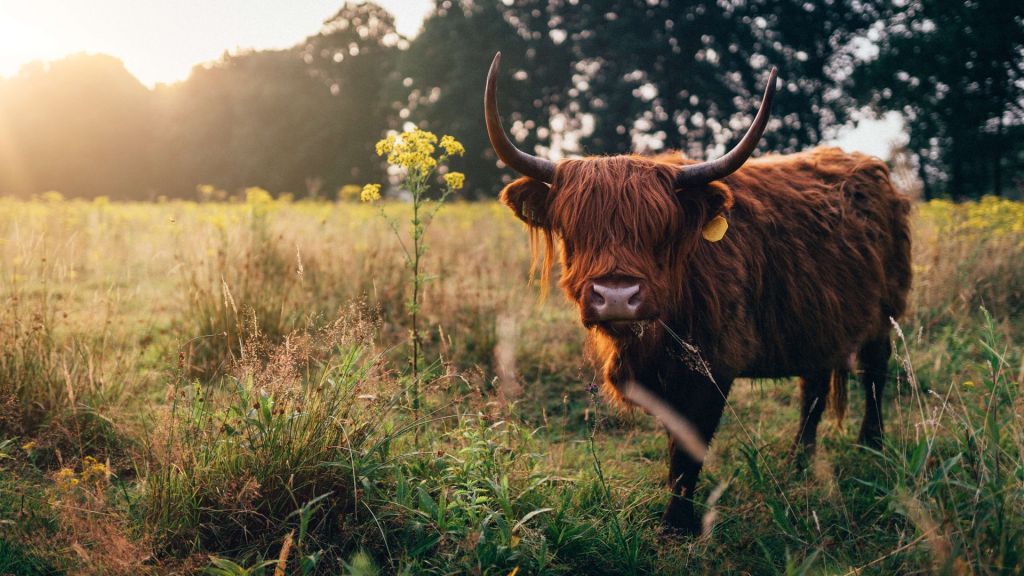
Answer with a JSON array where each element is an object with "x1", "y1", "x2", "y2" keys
[{"x1": 0, "y1": 192, "x2": 1021, "y2": 575}]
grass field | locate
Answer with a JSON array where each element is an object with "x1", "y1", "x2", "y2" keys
[{"x1": 0, "y1": 193, "x2": 1022, "y2": 575}]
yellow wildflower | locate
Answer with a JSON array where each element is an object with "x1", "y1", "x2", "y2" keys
[
  {"x1": 81, "y1": 456, "x2": 109, "y2": 485},
  {"x1": 381, "y1": 129, "x2": 440, "y2": 176},
  {"x1": 443, "y1": 172, "x2": 465, "y2": 191},
  {"x1": 21, "y1": 441, "x2": 36, "y2": 452},
  {"x1": 245, "y1": 187, "x2": 273, "y2": 205},
  {"x1": 440, "y1": 135, "x2": 465, "y2": 157},
  {"x1": 196, "y1": 184, "x2": 227, "y2": 202},
  {"x1": 41, "y1": 191, "x2": 64, "y2": 203},
  {"x1": 375, "y1": 134, "x2": 397, "y2": 157},
  {"x1": 54, "y1": 467, "x2": 79, "y2": 492},
  {"x1": 338, "y1": 184, "x2": 362, "y2": 202},
  {"x1": 361, "y1": 183, "x2": 382, "y2": 202}
]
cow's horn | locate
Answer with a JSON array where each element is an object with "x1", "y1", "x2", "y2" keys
[
  {"x1": 675, "y1": 67, "x2": 778, "y2": 187},
  {"x1": 485, "y1": 52, "x2": 556, "y2": 184}
]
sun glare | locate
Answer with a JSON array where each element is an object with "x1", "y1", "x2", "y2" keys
[{"x1": 0, "y1": 17, "x2": 77, "y2": 79}]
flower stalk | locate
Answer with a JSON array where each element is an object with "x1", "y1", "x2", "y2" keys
[{"x1": 363, "y1": 129, "x2": 465, "y2": 434}]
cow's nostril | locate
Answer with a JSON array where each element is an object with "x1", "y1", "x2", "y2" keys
[
  {"x1": 628, "y1": 291, "x2": 641, "y2": 307},
  {"x1": 591, "y1": 287, "x2": 606, "y2": 306}
]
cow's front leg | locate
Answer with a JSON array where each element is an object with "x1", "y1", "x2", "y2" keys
[
  {"x1": 663, "y1": 432, "x2": 703, "y2": 534},
  {"x1": 661, "y1": 377, "x2": 729, "y2": 536}
]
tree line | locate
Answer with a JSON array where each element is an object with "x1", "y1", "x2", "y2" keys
[{"x1": 0, "y1": 0, "x2": 1020, "y2": 201}]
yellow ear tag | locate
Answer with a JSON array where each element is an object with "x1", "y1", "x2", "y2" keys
[{"x1": 702, "y1": 215, "x2": 728, "y2": 242}]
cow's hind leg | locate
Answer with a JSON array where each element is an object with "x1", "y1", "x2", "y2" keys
[
  {"x1": 793, "y1": 370, "x2": 830, "y2": 457},
  {"x1": 857, "y1": 338, "x2": 891, "y2": 447}
]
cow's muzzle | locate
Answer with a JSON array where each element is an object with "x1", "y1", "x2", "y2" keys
[{"x1": 584, "y1": 277, "x2": 655, "y2": 323}]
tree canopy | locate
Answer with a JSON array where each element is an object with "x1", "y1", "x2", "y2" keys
[
  {"x1": 0, "y1": 0, "x2": 1019, "y2": 200},
  {"x1": 852, "y1": 0, "x2": 1024, "y2": 199}
]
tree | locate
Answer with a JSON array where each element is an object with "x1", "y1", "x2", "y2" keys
[
  {"x1": 301, "y1": 1, "x2": 403, "y2": 191},
  {"x1": 153, "y1": 2, "x2": 403, "y2": 198},
  {"x1": 0, "y1": 54, "x2": 154, "y2": 199},
  {"x1": 559, "y1": 0, "x2": 880, "y2": 158},
  {"x1": 402, "y1": 0, "x2": 882, "y2": 199},
  {"x1": 398, "y1": 0, "x2": 574, "y2": 198},
  {"x1": 155, "y1": 48, "x2": 340, "y2": 197},
  {"x1": 852, "y1": 0, "x2": 1024, "y2": 198}
]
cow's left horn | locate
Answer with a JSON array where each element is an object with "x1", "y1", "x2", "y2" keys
[
  {"x1": 485, "y1": 52, "x2": 556, "y2": 184},
  {"x1": 675, "y1": 67, "x2": 778, "y2": 187}
]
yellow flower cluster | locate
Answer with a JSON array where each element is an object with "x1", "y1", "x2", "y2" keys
[
  {"x1": 196, "y1": 184, "x2": 228, "y2": 202},
  {"x1": 338, "y1": 184, "x2": 362, "y2": 202},
  {"x1": 374, "y1": 135, "x2": 395, "y2": 157},
  {"x1": 53, "y1": 456, "x2": 110, "y2": 494},
  {"x1": 440, "y1": 135, "x2": 465, "y2": 157},
  {"x1": 245, "y1": 187, "x2": 274, "y2": 205},
  {"x1": 366, "y1": 129, "x2": 467, "y2": 200},
  {"x1": 360, "y1": 183, "x2": 382, "y2": 203},
  {"x1": 81, "y1": 456, "x2": 109, "y2": 484},
  {"x1": 375, "y1": 130, "x2": 439, "y2": 176},
  {"x1": 962, "y1": 196, "x2": 1024, "y2": 235},
  {"x1": 41, "y1": 191, "x2": 64, "y2": 203},
  {"x1": 374, "y1": 129, "x2": 466, "y2": 177},
  {"x1": 443, "y1": 172, "x2": 465, "y2": 190},
  {"x1": 919, "y1": 197, "x2": 1024, "y2": 237},
  {"x1": 55, "y1": 467, "x2": 80, "y2": 492}
]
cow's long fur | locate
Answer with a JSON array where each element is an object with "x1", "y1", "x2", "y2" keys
[
  {"x1": 504, "y1": 147, "x2": 909, "y2": 391},
  {"x1": 501, "y1": 146, "x2": 912, "y2": 532}
]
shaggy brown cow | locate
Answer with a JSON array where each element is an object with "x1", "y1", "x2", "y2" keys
[{"x1": 484, "y1": 53, "x2": 912, "y2": 534}]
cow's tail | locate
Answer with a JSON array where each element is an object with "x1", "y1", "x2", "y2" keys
[{"x1": 828, "y1": 369, "x2": 849, "y2": 423}]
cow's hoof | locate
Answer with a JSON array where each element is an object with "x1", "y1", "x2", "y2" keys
[
  {"x1": 857, "y1": 429, "x2": 883, "y2": 449},
  {"x1": 787, "y1": 442, "x2": 816, "y2": 470},
  {"x1": 661, "y1": 521, "x2": 699, "y2": 538},
  {"x1": 661, "y1": 504, "x2": 699, "y2": 537}
]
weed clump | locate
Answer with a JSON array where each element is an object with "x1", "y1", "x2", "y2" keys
[{"x1": 141, "y1": 306, "x2": 399, "y2": 570}]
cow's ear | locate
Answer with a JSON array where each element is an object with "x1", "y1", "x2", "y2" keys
[
  {"x1": 700, "y1": 180, "x2": 734, "y2": 218},
  {"x1": 678, "y1": 180, "x2": 734, "y2": 220},
  {"x1": 500, "y1": 177, "x2": 552, "y2": 229}
]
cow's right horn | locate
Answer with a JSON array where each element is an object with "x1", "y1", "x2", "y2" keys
[
  {"x1": 675, "y1": 67, "x2": 778, "y2": 187},
  {"x1": 484, "y1": 52, "x2": 556, "y2": 184}
]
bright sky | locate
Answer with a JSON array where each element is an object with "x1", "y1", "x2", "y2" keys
[
  {"x1": 830, "y1": 111, "x2": 905, "y2": 158},
  {"x1": 0, "y1": 0, "x2": 433, "y2": 87}
]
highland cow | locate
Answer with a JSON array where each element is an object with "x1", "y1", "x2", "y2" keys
[{"x1": 484, "y1": 53, "x2": 912, "y2": 534}]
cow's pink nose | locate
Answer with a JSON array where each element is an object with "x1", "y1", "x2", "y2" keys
[{"x1": 590, "y1": 282, "x2": 642, "y2": 321}]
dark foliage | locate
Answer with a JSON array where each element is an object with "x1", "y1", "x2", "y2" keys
[
  {"x1": 852, "y1": 0, "x2": 1024, "y2": 198},
  {"x1": 0, "y1": 0, "x2": 1019, "y2": 199}
]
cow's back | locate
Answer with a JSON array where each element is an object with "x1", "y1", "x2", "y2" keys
[{"x1": 719, "y1": 147, "x2": 911, "y2": 376}]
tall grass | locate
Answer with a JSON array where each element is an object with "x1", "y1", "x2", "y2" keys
[
  {"x1": 141, "y1": 307, "x2": 401, "y2": 568},
  {"x1": 0, "y1": 198, "x2": 145, "y2": 460},
  {"x1": 875, "y1": 310, "x2": 1022, "y2": 573},
  {"x1": 0, "y1": 195, "x2": 1020, "y2": 574}
]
